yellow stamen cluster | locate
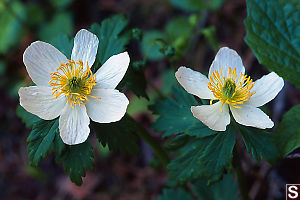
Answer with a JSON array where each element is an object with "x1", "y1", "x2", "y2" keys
[
  {"x1": 207, "y1": 67, "x2": 255, "y2": 109},
  {"x1": 49, "y1": 59, "x2": 99, "y2": 107}
]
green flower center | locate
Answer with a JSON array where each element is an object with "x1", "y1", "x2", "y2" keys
[
  {"x1": 68, "y1": 77, "x2": 82, "y2": 92},
  {"x1": 222, "y1": 79, "x2": 236, "y2": 99}
]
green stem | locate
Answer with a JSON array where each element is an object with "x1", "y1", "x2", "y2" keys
[
  {"x1": 129, "y1": 115, "x2": 170, "y2": 166},
  {"x1": 233, "y1": 147, "x2": 250, "y2": 200}
]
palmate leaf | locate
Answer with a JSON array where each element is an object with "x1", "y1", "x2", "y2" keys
[
  {"x1": 90, "y1": 14, "x2": 130, "y2": 70},
  {"x1": 16, "y1": 105, "x2": 41, "y2": 129},
  {"x1": 49, "y1": 34, "x2": 73, "y2": 57},
  {"x1": 168, "y1": 126, "x2": 236, "y2": 185},
  {"x1": 152, "y1": 86, "x2": 215, "y2": 138},
  {"x1": 90, "y1": 15, "x2": 149, "y2": 99},
  {"x1": 244, "y1": 0, "x2": 300, "y2": 87},
  {"x1": 56, "y1": 141, "x2": 94, "y2": 186},
  {"x1": 27, "y1": 119, "x2": 58, "y2": 166},
  {"x1": 156, "y1": 188, "x2": 194, "y2": 200},
  {"x1": 238, "y1": 125, "x2": 279, "y2": 163},
  {"x1": 119, "y1": 61, "x2": 149, "y2": 99},
  {"x1": 91, "y1": 114, "x2": 139, "y2": 155},
  {"x1": 38, "y1": 12, "x2": 74, "y2": 43},
  {"x1": 192, "y1": 174, "x2": 238, "y2": 200},
  {"x1": 275, "y1": 105, "x2": 300, "y2": 157},
  {"x1": 52, "y1": 128, "x2": 66, "y2": 156}
]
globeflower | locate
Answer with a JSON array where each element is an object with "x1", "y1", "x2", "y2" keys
[
  {"x1": 19, "y1": 29, "x2": 130, "y2": 145},
  {"x1": 175, "y1": 47, "x2": 284, "y2": 131}
]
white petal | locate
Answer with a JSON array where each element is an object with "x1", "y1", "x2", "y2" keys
[
  {"x1": 71, "y1": 29, "x2": 99, "y2": 69},
  {"x1": 59, "y1": 104, "x2": 90, "y2": 145},
  {"x1": 94, "y1": 52, "x2": 130, "y2": 89},
  {"x1": 86, "y1": 88, "x2": 129, "y2": 123},
  {"x1": 230, "y1": 105, "x2": 274, "y2": 129},
  {"x1": 191, "y1": 101, "x2": 230, "y2": 131},
  {"x1": 208, "y1": 47, "x2": 245, "y2": 80},
  {"x1": 175, "y1": 66, "x2": 215, "y2": 99},
  {"x1": 18, "y1": 86, "x2": 66, "y2": 120},
  {"x1": 23, "y1": 41, "x2": 67, "y2": 86},
  {"x1": 245, "y1": 72, "x2": 284, "y2": 107}
]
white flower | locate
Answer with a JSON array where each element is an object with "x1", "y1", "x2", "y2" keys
[
  {"x1": 19, "y1": 29, "x2": 130, "y2": 145},
  {"x1": 175, "y1": 47, "x2": 284, "y2": 131}
]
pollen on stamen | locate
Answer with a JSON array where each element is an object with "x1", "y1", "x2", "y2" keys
[
  {"x1": 49, "y1": 59, "x2": 100, "y2": 107},
  {"x1": 207, "y1": 67, "x2": 255, "y2": 109}
]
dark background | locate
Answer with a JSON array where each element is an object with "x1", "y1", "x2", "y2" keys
[{"x1": 0, "y1": 0, "x2": 299, "y2": 199}]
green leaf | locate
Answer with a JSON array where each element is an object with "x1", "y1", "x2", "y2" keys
[
  {"x1": 0, "y1": 60, "x2": 5, "y2": 76},
  {"x1": 275, "y1": 105, "x2": 300, "y2": 157},
  {"x1": 38, "y1": 12, "x2": 73, "y2": 42},
  {"x1": 167, "y1": 126, "x2": 236, "y2": 185},
  {"x1": 56, "y1": 141, "x2": 94, "y2": 186},
  {"x1": 49, "y1": 0, "x2": 74, "y2": 9},
  {"x1": 170, "y1": 0, "x2": 206, "y2": 11},
  {"x1": 152, "y1": 86, "x2": 215, "y2": 138},
  {"x1": 91, "y1": 15, "x2": 148, "y2": 99},
  {"x1": 156, "y1": 188, "x2": 194, "y2": 200},
  {"x1": 16, "y1": 105, "x2": 41, "y2": 129},
  {"x1": 90, "y1": 14, "x2": 130, "y2": 70},
  {"x1": 26, "y1": 3, "x2": 45, "y2": 26},
  {"x1": 201, "y1": 26, "x2": 219, "y2": 51},
  {"x1": 119, "y1": 61, "x2": 149, "y2": 99},
  {"x1": 49, "y1": 34, "x2": 73, "y2": 58},
  {"x1": 165, "y1": 17, "x2": 194, "y2": 54},
  {"x1": 238, "y1": 125, "x2": 279, "y2": 163},
  {"x1": 27, "y1": 119, "x2": 58, "y2": 166},
  {"x1": 141, "y1": 30, "x2": 166, "y2": 61},
  {"x1": 52, "y1": 128, "x2": 66, "y2": 156},
  {"x1": 192, "y1": 174, "x2": 238, "y2": 200},
  {"x1": 161, "y1": 69, "x2": 178, "y2": 95},
  {"x1": 92, "y1": 114, "x2": 140, "y2": 155},
  {"x1": 170, "y1": 0, "x2": 224, "y2": 12},
  {"x1": 0, "y1": 0, "x2": 26, "y2": 53},
  {"x1": 244, "y1": 0, "x2": 300, "y2": 87}
]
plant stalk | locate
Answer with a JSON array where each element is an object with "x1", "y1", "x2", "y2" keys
[
  {"x1": 130, "y1": 115, "x2": 170, "y2": 166},
  {"x1": 233, "y1": 147, "x2": 250, "y2": 200}
]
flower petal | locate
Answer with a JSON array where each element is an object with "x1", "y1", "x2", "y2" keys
[
  {"x1": 191, "y1": 101, "x2": 230, "y2": 131},
  {"x1": 18, "y1": 86, "x2": 66, "y2": 120},
  {"x1": 208, "y1": 47, "x2": 245, "y2": 80},
  {"x1": 23, "y1": 41, "x2": 67, "y2": 86},
  {"x1": 94, "y1": 52, "x2": 130, "y2": 89},
  {"x1": 245, "y1": 72, "x2": 284, "y2": 107},
  {"x1": 71, "y1": 29, "x2": 99, "y2": 69},
  {"x1": 175, "y1": 66, "x2": 214, "y2": 99},
  {"x1": 230, "y1": 105, "x2": 274, "y2": 129},
  {"x1": 59, "y1": 104, "x2": 90, "y2": 145},
  {"x1": 86, "y1": 88, "x2": 129, "y2": 123}
]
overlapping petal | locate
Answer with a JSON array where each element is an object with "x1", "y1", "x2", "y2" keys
[
  {"x1": 86, "y1": 88, "x2": 129, "y2": 123},
  {"x1": 21, "y1": 28, "x2": 131, "y2": 145},
  {"x1": 191, "y1": 101, "x2": 230, "y2": 131},
  {"x1": 19, "y1": 86, "x2": 66, "y2": 120},
  {"x1": 71, "y1": 29, "x2": 99, "y2": 69},
  {"x1": 245, "y1": 72, "x2": 284, "y2": 107},
  {"x1": 95, "y1": 52, "x2": 130, "y2": 89},
  {"x1": 208, "y1": 47, "x2": 245, "y2": 81},
  {"x1": 23, "y1": 41, "x2": 67, "y2": 86},
  {"x1": 230, "y1": 105, "x2": 274, "y2": 129},
  {"x1": 59, "y1": 104, "x2": 90, "y2": 145},
  {"x1": 175, "y1": 66, "x2": 214, "y2": 99}
]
